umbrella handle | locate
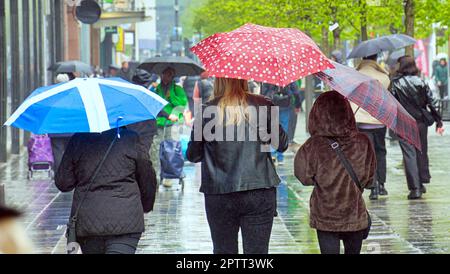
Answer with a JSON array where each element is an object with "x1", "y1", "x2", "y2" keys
[{"x1": 116, "y1": 116, "x2": 124, "y2": 139}]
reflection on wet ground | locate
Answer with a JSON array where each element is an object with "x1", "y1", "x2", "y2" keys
[{"x1": 1, "y1": 117, "x2": 449, "y2": 254}]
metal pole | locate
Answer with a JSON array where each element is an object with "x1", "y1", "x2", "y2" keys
[
  {"x1": 305, "y1": 75, "x2": 314, "y2": 133},
  {"x1": 174, "y1": 0, "x2": 180, "y2": 56}
]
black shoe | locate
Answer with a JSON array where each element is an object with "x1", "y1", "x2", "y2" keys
[
  {"x1": 408, "y1": 190, "x2": 422, "y2": 200},
  {"x1": 379, "y1": 183, "x2": 388, "y2": 196},
  {"x1": 369, "y1": 188, "x2": 378, "y2": 200},
  {"x1": 420, "y1": 185, "x2": 427, "y2": 194}
]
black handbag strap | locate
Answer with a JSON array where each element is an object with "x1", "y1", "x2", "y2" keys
[
  {"x1": 71, "y1": 134, "x2": 118, "y2": 223},
  {"x1": 327, "y1": 138, "x2": 363, "y2": 191}
]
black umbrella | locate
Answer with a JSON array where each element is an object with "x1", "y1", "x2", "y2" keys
[
  {"x1": 48, "y1": 61, "x2": 93, "y2": 74},
  {"x1": 348, "y1": 34, "x2": 416, "y2": 59},
  {"x1": 138, "y1": 56, "x2": 205, "y2": 77}
]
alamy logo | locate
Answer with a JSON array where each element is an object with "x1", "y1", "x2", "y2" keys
[{"x1": 65, "y1": 0, "x2": 82, "y2": 7}]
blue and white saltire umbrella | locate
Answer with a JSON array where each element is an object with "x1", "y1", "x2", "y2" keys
[{"x1": 4, "y1": 78, "x2": 168, "y2": 134}]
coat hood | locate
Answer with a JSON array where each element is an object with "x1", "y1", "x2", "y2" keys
[{"x1": 309, "y1": 90, "x2": 357, "y2": 138}]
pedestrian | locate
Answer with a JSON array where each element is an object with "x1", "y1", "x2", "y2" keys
[
  {"x1": 261, "y1": 83, "x2": 292, "y2": 165},
  {"x1": 117, "y1": 61, "x2": 133, "y2": 81},
  {"x1": 0, "y1": 205, "x2": 34, "y2": 254},
  {"x1": 183, "y1": 75, "x2": 201, "y2": 113},
  {"x1": 390, "y1": 56, "x2": 444, "y2": 199},
  {"x1": 294, "y1": 91, "x2": 375, "y2": 254},
  {"x1": 108, "y1": 65, "x2": 120, "y2": 78},
  {"x1": 351, "y1": 54, "x2": 391, "y2": 200},
  {"x1": 193, "y1": 72, "x2": 215, "y2": 114},
  {"x1": 187, "y1": 77, "x2": 288, "y2": 254},
  {"x1": 49, "y1": 74, "x2": 73, "y2": 171},
  {"x1": 151, "y1": 67, "x2": 188, "y2": 187},
  {"x1": 433, "y1": 58, "x2": 448, "y2": 99},
  {"x1": 55, "y1": 127, "x2": 157, "y2": 254},
  {"x1": 287, "y1": 81, "x2": 301, "y2": 145}
]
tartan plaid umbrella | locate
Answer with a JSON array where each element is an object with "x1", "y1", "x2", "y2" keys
[
  {"x1": 315, "y1": 61, "x2": 421, "y2": 150},
  {"x1": 191, "y1": 23, "x2": 334, "y2": 87}
]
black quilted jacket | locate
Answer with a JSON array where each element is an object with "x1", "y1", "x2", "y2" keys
[{"x1": 55, "y1": 129, "x2": 157, "y2": 237}]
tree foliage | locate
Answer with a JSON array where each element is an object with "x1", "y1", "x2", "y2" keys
[{"x1": 186, "y1": 0, "x2": 449, "y2": 51}]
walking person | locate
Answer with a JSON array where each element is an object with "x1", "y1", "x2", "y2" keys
[
  {"x1": 187, "y1": 78, "x2": 288, "y2": 254},
  {"x1": 433, "y1": 58, "x2": 448, "y2": 99},
  {"x1": 287, "y1": 81, "x2": 301, "y2": 145},
  {"x1": 390, "y1": 56, "x2": 444, "y2": 199},
  {"x1": 261, "y1": 83, "x2": 292, "y2": 165},
  {"x1": 55, "y1": 128, "x2": 157, "y2": 254},
  {"x1": 128, "y1": 69, "x2": 179, "y2": 154},
  {"x1": 294, "y1": 91, "x2": 375, "y2": 254},
  {"x1": 151, "y1": 67, "x2": 188, "y2": 187},
  {"x1": 351, "y1": 54, "x2": 391, "y2": 200}
]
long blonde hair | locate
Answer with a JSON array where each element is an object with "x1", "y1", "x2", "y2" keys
[{"x1": 213, "y1": 78, "x2": 249, "y2": 125}]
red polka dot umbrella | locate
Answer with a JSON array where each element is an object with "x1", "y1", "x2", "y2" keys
[{"x1": 191, "y1": 23, "x2": 334, "y2": 87}]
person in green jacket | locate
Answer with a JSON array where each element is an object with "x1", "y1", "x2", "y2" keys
[
  {"x1": 151, "y1": 67, "x2": 188, "y2": 188},
  {"x1": 434, "y1": 58, "x2": 448, "y2": 99}
]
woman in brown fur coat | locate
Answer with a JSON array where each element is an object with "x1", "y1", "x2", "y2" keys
[{"x1": 294, "y1": 91, "x2": 376, "y2": 254}]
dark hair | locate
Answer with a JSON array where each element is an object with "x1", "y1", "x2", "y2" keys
[
  {"x1": 397, "y1": 55, "x2": 419, "y2": 76},
  {"x1": 363, "y1": 54, "x2": 378, "y2": 61},
  {"x1": 67, "y1": 72, "x2": 76, "y2": 80}
]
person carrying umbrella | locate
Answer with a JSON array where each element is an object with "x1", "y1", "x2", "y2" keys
[
  {"x1": 187, "y1": 77, "x2": 289, "y2": 254},
  {"x1": 390, "y1": 56, "x2": 444, "y2": 199},
  {"x1": 151, "y1": 67, "x2": 188, "y2": 188},
  {"x1": 294, "y1": 91, "x2": 376, "y2": 254},
  {"x1": 5, "y1": 77, "x2": 169, "y2": 254},
  {"x1": 351, "y1": 54, "x2": 391, "y2": 200}
]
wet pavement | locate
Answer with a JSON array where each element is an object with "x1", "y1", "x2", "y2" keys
[{"x1": 1, "y1": 113, "x2": 449, "y2": 254}]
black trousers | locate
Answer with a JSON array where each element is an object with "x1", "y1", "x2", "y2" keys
[
  {"x1": 78, "y1": 233, "x2": 142, "y2": 254},
  {"x1": 439, "y1": 84, "x2": 448, "y2": 99},
  {"x1": 316, "y1": 230, "x2": 365, "y2": 254},
  {"x1": 398, "y1": 122, "x2": 430, "y2": 190},
  {"x1": 288, "y1": 108, "x2": 298, "y2": 143},
  {"x1": 359, "y1": 127, "x2": 387, "y2": 186},
  {"x1": 204, "y1": 188, "x2": 277, "y2": 254}
]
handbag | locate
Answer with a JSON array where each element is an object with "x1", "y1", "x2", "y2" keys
[
  {"x1": 421, "y1": 107, "x2": 435, "y2": 127},
  {"x1": 327, "y1": 138, "x2": 372, "y2": 240},
  {"x1": 66, "y1": 134, "x2": 118, "y2": 254}
]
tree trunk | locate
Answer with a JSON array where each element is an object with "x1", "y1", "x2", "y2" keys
[
  {"x1": 322, "y1": 25, "x2": 330, "y2": 56},
  {"x1": 360, "y1": 0, "x2": 368, "y2": 41},
  {"x1": 333, "y1": 29, "x2": 341, "y2": 50},
  {"x1": 404, "y1": 0, "x2": 415, "y2": 56}
]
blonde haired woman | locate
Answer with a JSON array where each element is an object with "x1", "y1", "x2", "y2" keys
[{"x1": 187, "y1": 78, "x2": 288, "y2": 254}]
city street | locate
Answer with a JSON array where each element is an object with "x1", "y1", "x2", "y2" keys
[{"x1": 1, "y1": 113, "x2": 449, "y2": 254}]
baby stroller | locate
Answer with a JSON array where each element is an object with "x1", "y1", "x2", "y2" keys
[
  {"x1": 159, "y1": 123, "x2": 186, "y2": 190},
  {"x1": 27, "y1": 134, "x2": 54, "y2": 180}
]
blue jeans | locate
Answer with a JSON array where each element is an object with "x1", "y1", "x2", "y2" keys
[{"x1": 272, "y1": 107, "x2": 290, "y2": 161}]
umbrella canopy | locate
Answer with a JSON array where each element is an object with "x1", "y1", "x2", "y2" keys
[
  {"x1": 4, "y1": 78, "x2": 168, "y2": 134},
  {"x1": 138, "y1": 56, "x2": 205, "y2": 77},
  {"x1": 48, "y1": 60, "x2": 93, "y2": 74},
  {"x1": 315, "y1": 61, "x2": 421, "y2": 150},
  {"x1": 191, "y1": 23, "x2": 334, "y2": 87},
  {"x1": 387, "y1": 48, "x2": 422, "y2": 65},
  {"x1": 348, "y1": 34, "x2": 416, "y2": 59}
]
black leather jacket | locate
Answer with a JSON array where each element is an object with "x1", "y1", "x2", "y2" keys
[
  {"x1": 390, "y1": 75, "x2": 442, "y2": 126},
  {"x1": 187, "y1": 94, "x2": 289, "y2": 194}
]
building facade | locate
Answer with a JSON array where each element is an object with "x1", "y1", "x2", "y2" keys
[{"x1": 0, "y1": 0, "x2": 66, "y2": 162}]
